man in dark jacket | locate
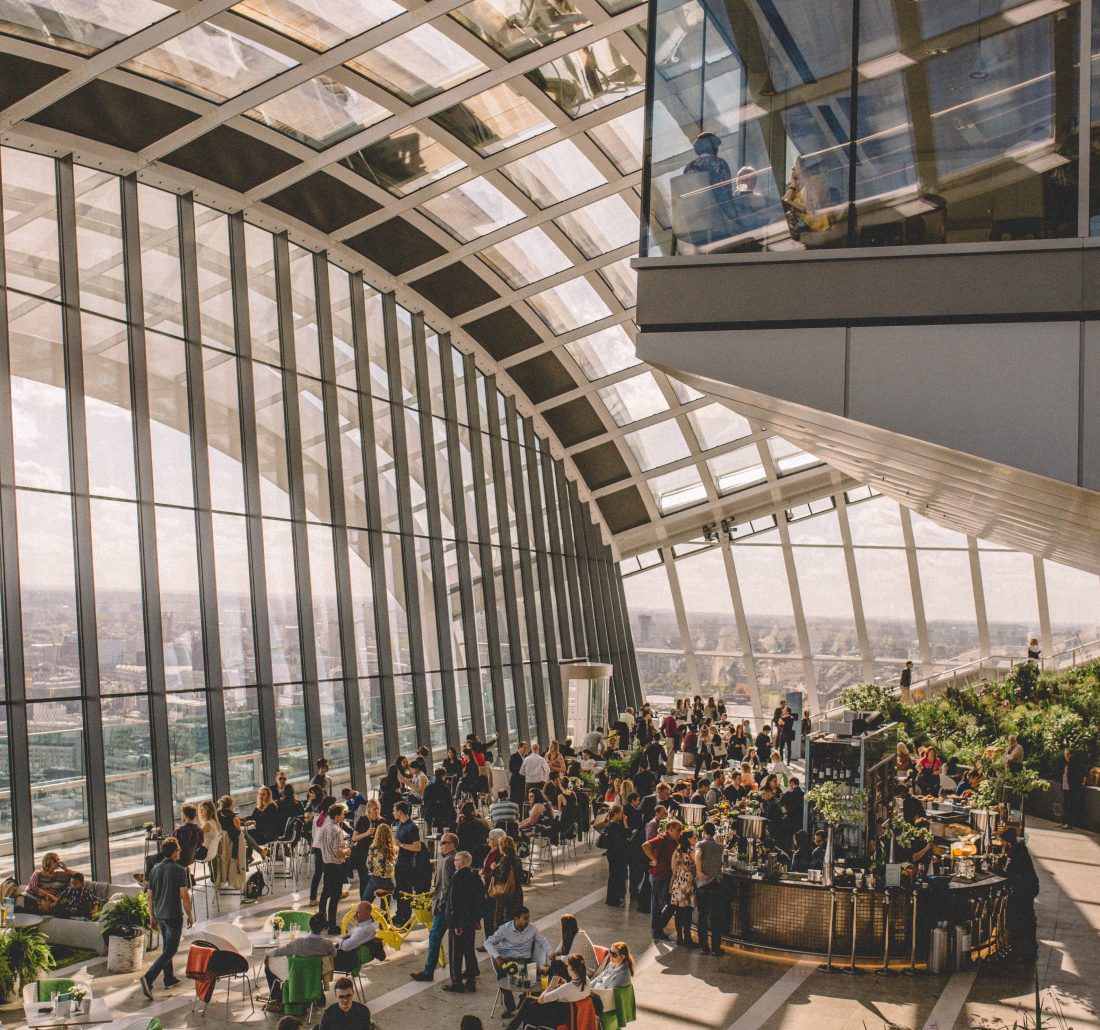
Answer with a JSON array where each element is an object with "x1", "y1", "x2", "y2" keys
[
  {"x1": 1059, "y1": 747, "x2": 1087, "y2": 828},
  {"x1": 445, "y1": 851, "x2": 484, "y2": 993},
  {"x1": 509, "y1": 743, "x2": 528, "y2": 804},
  {"x1": 624, "y1": 793, "x2": 647, "y2": 903},
  {"x1": 422, "y1": 769, "x2": 456, "y2": 834},
  {"x1": 998, "y1": 828, "x2": 1039, "y2": 963},
  {"x1": 780, "y1": 777, "x2": 805, "y2": 844}
]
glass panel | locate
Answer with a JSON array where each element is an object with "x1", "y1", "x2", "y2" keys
[
  {"x1": 203, "y1": 347, "x2": 246, "y2": 513},
  {"x1": 156, "y1": 506, "x2": 203, "y2": 689},
  {"x1": 450, "y1": 0, "x2": 590, "y2": 59},
  {"x1": 253, "y1": 363, "x2": 292, "y2": 518},
  {"x1": 342, "y1": 128, "x2": 465, "y2": 196},
  {"x1": 28, "y1": 701, "x2": 89, "y2": 869},
  {"x1": 648, "y1": 464, "x2": 707, "y2": 512},
  {"x1": 787, "y1": 509, "x2": 842, "y2": 546},
  {"x1": 225, "y1": 688, "x2": 262, "y2": 794},
  {"x1": 502, "y1": 139, "x2": 606, "y2": 206},
  {"x1": 245, "y1": 75, "x2": 388, "y2": 150},
  {"x1": 103, "y1": 694, "x2": 154, "y2": 879},
  {"x1": 527, "y1": 277, "x2": 612, "y2": 334},
  {"x1": 194, "y1": 206, "x2": 236, "y2": 353},
  {"x1": 168, "y1": 691, "x2": 213, "y2": 805},
  {"x1": 909, "y1": 511, "x2": 968, "y2": 548},
  {"x1": 979, "y1": 550, "x2": 1040, "y2": 651},
  {"x1": 854, "y1": 547, "x2": 918, "y2": 660},
  {"x1": 686, "y1": 402, "x2": 751, "y2": 450},
  {"x1": 480, "y1": 227, "x2": 571, "y2": 288},
  {"x1": 1, "y1": 148, "x2": 60, "y2": 299},
  {"x1": 319, "y1": 682, "x2": 350, "y2": 775},
  {"x1": 347, "y1": 24, "x2": 487, "y2": 104},
  {"x1": 846, "y1": 495, "x2": 905, "y2": 546},
  {"x1": 297, "y1": 376, "x2": 331, "y2": 522},
  {"x1": 138, "y1": 185, "x2": 184, "y2": 339},
  {"x1": 426, "y1": 672, "x2": 447, "y2": 750},
  {"x1": 0, "y1": 0, "x2": 170, "y2": 54},
  {"x1": 767, "y1": 436, "x2": 821, "y2": 475},
  {"x1": 415, "y1": 535, "x2": 444, "y2": 671},
  {"x1": 528, "y1": 38, "x2": 643, "y2": 118},
  {"x1": 916, "y1": 549, "x2": 980, "y2": 661},
  {"x1": 1044, "y1": 559, "x2": 1100, "y2": 646},
  {"x1": 374, "y1": 402, "x2": 400, "y2": 533},
  {"x1": 264, "y1": 518, "x2": 301, "y2": 682},
  {"x1": 74, "y1": 166, "x2": 125, "y2": 320},
  {"x1": 565, "y1": 324, "x2": 639, "y2": 379},
  {"x1": 245, "y1": 224, "x2": 282, "y2": 366},
  {"x1": 18, "y1": 490, "x2": 79, "y2": 700},
  {"x1": 231, "y1": 0, "x2": 404, "y2": 50},
  {"x1": 677, "y1": 547, "x2": 740, "y2": 653},
  {"x1": 90, "y1": 498, "x2": 146, "y2": 693},
  {"x1": 623, "y1": 419, "x2": 691, "y2": 471},
  {"x1": 598, "y1": 257, "x2": 637, "y2": 307},
  {"x1": 731, "y1": 541, "x2": 798, "y2": 655},
  {"x1": 556, "y1": 193, "x2": 637, "y2": 257},
  {"x1": 308, "y1": 524, "x2": 342, "y2": 678},
  {"x1": 359, "y1": 678, "x2": 384, "y2": 767},
  {"x1": 393, "y1": 673, "x2": 417, "y2": 754},
  {"x1": 382, "y1": 533, "x2": 412, "y2": 673},
  {"x1": 288, "y1": 245, "x2": 320, "y2": 379},
  {"x1": 588, "y1": 106, "x2": 645, "y2": 174},
  {"x1": 432, "y1": 83, "x2": 552, "y2": 156},
  {"x1": 791, "y1": 546, "x2": 858, "y2": 657},
  {"x1": 338, "y1": 387, "x2": 368, "y2": 529},
  {"x1": 146, "y1": 331, "x2": 193, "y2": 506},
  {"x1": 9, "y1": 298, "x2": 70, "y2": 490},
  {"x1": 597, "y1": 371, "x2": 669, "y2": 426},
  {"x1": 421, "y1": 177, "x2": 524, "y2": 243},
  {"x1": 124, "y1": 23, "x2": 297, "y2": 103},
  {"x1": 275, "y1": 684, "x2": 309, "y2": 777},
  {"x1": 213, "y1": 513, "x2": 256, "y2": 685},
  {"x1": 348, "y1": 529, "x2": 378, "y2": 676}
]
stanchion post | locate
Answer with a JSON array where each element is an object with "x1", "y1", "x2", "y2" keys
[
  {"x1": 876, "y1": 889, "x2": 897, "y2": 977},
  {"x1": 817, "y1": 888, "x2": 841, "y2": 974},
  {"x1": 843, "y1": 888, "x2": 865, "y2": 975},
  {"x1": 901, "y1": 888, "x2": 922, "y2": 976}
]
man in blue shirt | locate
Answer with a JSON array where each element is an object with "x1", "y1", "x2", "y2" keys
[
  {"x1": 484, "y1": 907, "x2": 552, "y2": 1019},
  {"x1": 681, "y1": 132, "x2": 739, "y2": 245}
]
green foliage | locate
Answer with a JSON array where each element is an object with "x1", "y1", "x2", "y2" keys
[
  {"x1": 605, "y1": 746, "x2": 643, "y2": 781},
  {"x1": 0, "y1": 927, "x2": 54, "y2": 998},
  {"x1": 887, "y1": 816, "x2": 933, "y2": 851},
  {"x1": 805, "y1": 781, "x2": 865, "y2": 826},
  {"x1": 838, "y1": 683, "x2": 902, "y2": 722},
  {"x1": 97, "y1": 892, "x2": 150, "y2": 938}
]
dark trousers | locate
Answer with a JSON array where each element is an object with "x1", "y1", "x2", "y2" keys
[
  {"x1": 696, "y1": 881, "x2": 723, "y2": 952},
  {"x1": 606, "y1": 856, "x2": 627, "y2": 906},
  {"x1": 449, "y1": 925, "x2": 477, "y2": 986},
  {"x1": 482, "y1": 895, "x2": 498, "y2": 938},
  {"x1": 1062, "y1": 788, "x2": 1078, "y2": 827},
  {"x1": 310, "y1": 848, "x2": 324, "y2": 900},
  {"x1": 320, "y1": 863, "x2": 343, "y2": 930},
  {"x1": 629, "y1": 850, "x2": 647, "y2": 901},
  {"x1": 394, "y1": 864, "x2": 416, "y2": 925},
  {"x1": 145, "y1": 918, "x2": 183, "y2": 986},
  {"x1": 649, "y1": 875, "x2": 672, "y2": 936}
]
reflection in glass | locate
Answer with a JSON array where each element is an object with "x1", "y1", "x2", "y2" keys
[
  {"x1": 156, "y1": 506, "x2": 204, "y2": 689},
  {"x1": 422, "y1": 177, "x2": 525, "y2": 243},
  {"x1": 203, "y1": 348, "x2": 246, "y2": 514},
  {"x1": 231, "y1": 0, "x2": 404, "y2": 51},
  {"x1": 213, "y1": 513, "x2": 256, "y2": 685},
  {"x1": 528, "y1": 38, "x2": 643, "y2": 118},
  {"x1": 264, "y1": 518, "x2": 302, "y2": 683},
  {"x1": 450, "y1": 0, "x2": 590, "y2": 60},
  {"x1": 123, "y1": 22, "x2": 297, "y2": 103},
  {"x1": 74, "y1": 166, "x2": 125, "y2": 321},
  {"x1": 347, "y1": 24, "x2": 486, "y2": 104},
  {"x1": 342, "y1": 128, "x2": 465, "y2": 196},
  {"x1": 432, "y1": 83, "x2": 552, "y2": 156},
  {"x1": 1, "y1": 148, "x2": 60, "y2": 299},
  {"x1": 502, "y1": 139, "x2": 606, "y2": 206},
  {"x1": 0, "y1": 0, "x2": 170, "y2": 54},
  {"x1": 246, "y1": 75, "x2": 389, "y2": 150}
]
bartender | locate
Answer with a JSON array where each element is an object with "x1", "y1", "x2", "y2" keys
[
  {"x1": 808, "y1": 829, "x2": 827, "y2": 871},
  {"x1": 997, "y1": 828, "x2": 1039, "y2": 963},
  {"x1": 760, "y1": 786, "x2": 785, "y2": 844},
  {"x1": 898, "y1": 783, "x2": 928, "y2": 826}
]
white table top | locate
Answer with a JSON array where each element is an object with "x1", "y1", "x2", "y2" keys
[{"x1": 24, "y1": 997, "x2": 112, "y2": 1028}]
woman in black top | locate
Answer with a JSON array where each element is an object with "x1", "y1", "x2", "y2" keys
[
  {"x1": 442, "y1": 746, "x2": 464, "y2": 796},
  {"x1": 245, "y1": 786, "x2": 284, "y2": 845},
  {"x1": 379, "y1": 763, "x2": 402, "y2": 823}
]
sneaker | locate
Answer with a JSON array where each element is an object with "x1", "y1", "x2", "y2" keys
[
  {"x1": 163, "y1": 977, "x2": 182, "y2": 989},
  {"x1": 410, "y1": 971, "x2": 433, "y2": 982},
  {"x1": 139, "y1": 976, "x2": 153, "y2": 1001}
]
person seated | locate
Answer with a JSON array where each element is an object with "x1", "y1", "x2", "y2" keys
[
  {"x1": 56, "y1": 871, "x2": 98, "y2": 919},
  {"x1": 264, "y1": 912, "x2": 335, "y2": 1010},
  {"x1": 956, "y1": 769, "x2": 983, "y2": 798},
  {"x1": 333, "y1": 901, "x2": 381, "y2": 972},
  {"x1": 319, "y1": 977, "x2": 371, "y2": 1030},
  {"x1": 578, "y1": 749, "x2": 596, "y2": 775},
  {"x1": 525, "y1": 953, "x2": 591, "y2": 1030},
  {"x1": 489, "y1": 788, "x2": 521, "y2": 834},
  {"x1": 547, "y1": 914, "x2": 598, "y2": 981},
  {"x1": 483, "y1": 907, "x2": 552, "y2": 1021},
  {"x1": 518, "y1": 789, "x2": 549, "y2": 840},
  {"x1": 591, "y1": 941, "x2": 633, "y2": 990},
  {"x1": 808, "y1": 829, "x2": 827, "y2": 871},
  {"x1": 24, "y1": 852, "x2": 73, "y2": 913},
  {"x1": 245, "y1": 786, "x2": 284, "y2": 846},
  {"x1": 788, "y1": 830, "x2": 814, "y2": 874}
]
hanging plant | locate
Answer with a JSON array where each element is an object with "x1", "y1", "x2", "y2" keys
[{"x1": 805, "y1": 781, "x2": 865, "y2": 826}]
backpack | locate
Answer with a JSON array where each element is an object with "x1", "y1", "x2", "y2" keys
[{"x1": 243, "y1": 868, "x2": 268, "y2": 901}]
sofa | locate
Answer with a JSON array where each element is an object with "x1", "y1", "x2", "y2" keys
[{"x1": 17, "y1": 881, "x2": 141, "y2": 956}]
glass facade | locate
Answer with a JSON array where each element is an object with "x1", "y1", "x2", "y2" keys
[
  {"x1": 643, "y1": 0, "x2": 1093, "y2": 255},
  {"x1": 0, "y1": 146, "x2": 638, "y2": 883},
  {"x1": 624, "y1": 487, "x2": 1100, "y2": 717}
]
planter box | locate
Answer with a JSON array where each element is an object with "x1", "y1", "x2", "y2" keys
[
  {"x1": 1027, "y1": 784, "x2": 1100, "y2": 832},
  {"x1": 106, "y1": 932, "x2": 146, "y2": 974}
]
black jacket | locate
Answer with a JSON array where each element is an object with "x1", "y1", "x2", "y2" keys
[
  {"x1": 447, "y1": 866, "x2": 485, "y2": 928},
  {"x1": 1001, "y1": 843, "x2": 1040, "y2": 901},
  {"x1": 422, "y1": 780, "x2": 456, "y2": 827},
  {"x1": 780, "y1": 787, "x2": 805, "y2": 825},
  {"x1": 599, "y1": 820, "x2": 631, "y2": 861}
]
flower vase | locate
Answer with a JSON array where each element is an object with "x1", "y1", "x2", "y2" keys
[
  {"x1": 822, "y1": 826, "x2": 835, "y2": 886},
  {"x1": 273, "y1": 928, "x2": 281, "y2": 941}
]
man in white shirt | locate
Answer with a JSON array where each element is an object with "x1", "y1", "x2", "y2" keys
[
  {"x1": 334, "y1": 901, "x2": 378, "y2": 972},
  {"x1": 520, "y1": 744, "x2": 550, "y2": 791},
  {"x1": 581, "y1": 727, "x2": 605, "y2": 756}
]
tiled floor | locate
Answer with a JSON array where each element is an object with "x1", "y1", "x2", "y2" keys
[{"x1": 9, "y1": 818, "x2": 1097, "y2": 1030}]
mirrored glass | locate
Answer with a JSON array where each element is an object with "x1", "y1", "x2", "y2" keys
[
  {"x1": 450, "y1": 0, "x2": 590, "y2": 59},
  {"x1": 528, "y1": 38, "x2": 643, "y2": 118},
  {"x1": 502, "y1": 139, "x2": 606, "y2": 206},
  {"x1": 0, "y1": 0, "x2": 170, "y2": 54},
  {"x1": 432, "y1": 83, "x2": 552, "y2": 156},
  {"x1": 246, "y1": 75, "x2": 389, "y2": 150},
  {"x1": 342, "y1": 128, "x2": 466, "y2": 196},
  {"x1": 422, "y1": 177, "x2": 525, "y2": 242}
]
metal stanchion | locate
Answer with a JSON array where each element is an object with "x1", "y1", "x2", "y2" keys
[
  {"x1": 876, "y1": 889, "x2": 897, "y2": 976},
  {"x1": 843, "y1": 888, "x2": 865, "y2": 975},
  {"x1": 901, "y1": 888, "x2": 922, "y2": 976},
  {"x1": 817, "y1": 888, "x2": 841, "y2": 973}
]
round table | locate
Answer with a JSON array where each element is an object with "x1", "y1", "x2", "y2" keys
[{"x1": 8, "y1": 912, "x2": 44, "y2": 928}]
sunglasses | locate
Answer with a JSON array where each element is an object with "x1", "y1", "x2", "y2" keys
[{"x1": 336, "y1": 994, "x2": 354, "y2": 1001}]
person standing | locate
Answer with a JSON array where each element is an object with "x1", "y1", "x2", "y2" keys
[
  {"x1": 509, "y1": 742, "x2": 529, "y2": 804},
  {"x1": 997, "y1": 828, "x2": 1039, "y2": 963},
  {"x1": 624, "y1": 793, "x2": 647, "y2": 905},
  {"x1": 694, "y1": 822, "x2": 724, "y2": 955},
  {"x1": 599, "y1": 804, "x2": 631, "y2": 908},
  {"x1": 393, "y1": 802, "x2": 425, "y2": 925},
  {"x1": 899, "y1": 661, "x2": 914, "y2": 703},
  {"x1": 776, "y1": 707, "x2": 795, "y2": 764},
  {"x1": 318, "y1": 977, "x2": 371, "y2": 1030},
  {"x1": 317, "y1": 803, "x2": 351, "y2": 934},
  {"x1": 410, "y1": 831, "x2": 457, "y2": 983},
  {"x1": 1027, "y1": 638, "x2": 1042, "y2": 663},
  {"x1": 1059, "y1": 747, "x2": 1086, "y2": 828},
  {"x1": 642, "y1": 819, "x2": 682, "y2": 941},
  {"x1": 445, "y1": 850, "x2": 485, "y2": 993},
  {"x1": 312, "y1": 757, "x2": 333, "y2": 798},
  {"x1": 520, "y1": 744, "x2": 550, "y2": 793},
  {"x1": 800, "y1": 710, "x2": 812, "y2": 758},
  {"x1": 140, "y1": 838, "x2": 193, "y2": 998},
  {"x1": 669, "y1": 831, "x2": 697, "y2": 947}
]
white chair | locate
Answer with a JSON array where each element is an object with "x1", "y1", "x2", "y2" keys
[
  {"x1": 200, "y1": 921, "x2": 254, "y2": 961},
  {"x1": 22, "y1": 978, "x2": 94, "y2": 1011}
]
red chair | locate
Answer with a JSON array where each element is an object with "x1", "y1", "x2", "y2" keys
[{"x1": 559, "y1": 996, "x2": 599, "y2": 1030}]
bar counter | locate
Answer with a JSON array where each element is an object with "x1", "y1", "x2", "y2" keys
[{"x1": 714, "y1": 870, "x2": 1008, "y2": 959}]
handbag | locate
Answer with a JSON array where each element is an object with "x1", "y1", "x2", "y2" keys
[{"x1": 488, "y1": 865, "x2": 515, "y2": 899}]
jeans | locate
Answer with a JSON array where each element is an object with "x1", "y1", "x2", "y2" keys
[
  {"x1": 362, "y1": 875, "x2": 394, "y2": 902},
  {"x1": 696, "y1": 881, "x2": 723, "y2": 953},
  {"x1": 320, "y1": 863, "x2": 344, "y2": 930},
  {"x1": 145, "y1": 918, "x2": 183, "y2": 986},
  {"x1": 649, "y1": 875, "x2": 672, "y2": 936},
  {"x1": 421, "y1": 910, "x2": 447, "y2": 976},
  {"x1": 310, "y1": 848, "x2": 323, "y2": 900}
]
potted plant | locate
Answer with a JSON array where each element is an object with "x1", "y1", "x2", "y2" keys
[
  {"x1": 98, "y1": 893, "x2": 150, "y2": 973},
  {"x1": 68, "y1": 983, "x2": 89, "y2": 1016},
  {"x1": 0, "y1": 926, "x2": 54, "y2": 1007},
  {"x1": 805, "y1": 782, "x2": 865, "y2": 886}
]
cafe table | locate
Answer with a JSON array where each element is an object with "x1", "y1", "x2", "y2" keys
[{"x1": 24, "y1": 998, "x2": 113, "y2": 1029}]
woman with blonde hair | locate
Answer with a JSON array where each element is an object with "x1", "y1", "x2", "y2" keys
[
  {"x1": 245, "y1": 785, "x2": 282, "y2": 845},
  {"x1": 363, "y1": 820, "x2": 397, "y2": 902},
  {"x1": 546, "y1": 740, "x2": 566, "y2": 776}
]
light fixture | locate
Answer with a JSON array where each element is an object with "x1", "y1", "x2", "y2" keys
[
  {"x1": 970, "y1": 0, "x2": 989, "y2": 80},
  {"x1": 702, "y1": 522, "x2": 719, "y2": 543}
]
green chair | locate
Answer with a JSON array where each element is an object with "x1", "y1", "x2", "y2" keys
[
  {"x1": 274, "y1": 909, "x2": 313, "y2": 932},
  {"x1": 282, "y1": 954, "x2": 325, "y2": 1021},
  {"x1": 613, "y1": 985, "x2": 637, "y2": 1026},
  {"x1": 599, "y1": 1009, "x2": 621, "y2": 1030},
  {"x1": 146, "y1": 1020, "x2": 163, "y2": 1030},
  {"x1": 35, "y1": 979, "x2": 77, "y2": 1002}
]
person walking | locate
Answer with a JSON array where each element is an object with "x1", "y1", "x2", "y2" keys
[
  {"x1": 694, "y1": 822, "x2": 724, "y2": 955},
  {"x1": 598, "y1": 804, "x2": 631, "y2": 907},
  {"x1": 410, "y1": 831, "x2": 457, "y2": 983},
  {"x1": 445, "y1": 850, "x2": 485, "y2": 993},
  {"x1": 140, "y1": 838, "x2": 193, "y2": 998},
  {"x1": 317, "y1": 803, "x2": 351, "y2": 934}
]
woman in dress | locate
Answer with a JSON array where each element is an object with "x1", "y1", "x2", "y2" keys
[
  {"x1": 669, "y1": 831, "x2": 698, "y2": 947},
  {"x1": 546, "y1": 740, "x2": 567, "y2": 777},
  {"x1": 490, "y1": 835, "x2": 524, "y2": 927}
]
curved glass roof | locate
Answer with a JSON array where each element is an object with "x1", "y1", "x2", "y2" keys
[{"x1": 0, "y1": 0, "x2": 831, "y2": 550}]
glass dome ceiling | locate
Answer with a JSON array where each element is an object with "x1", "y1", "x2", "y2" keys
[{"x1": 0, "y1": 0, "x2": 831, "y2": 551}]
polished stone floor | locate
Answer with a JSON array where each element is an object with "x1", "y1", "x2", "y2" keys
[{"x1": 12, "y1": 817, "x2": 1097, "y2": 1030}]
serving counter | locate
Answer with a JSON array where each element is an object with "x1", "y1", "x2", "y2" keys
[{"x1": 713, "y1": 871, "x2": 1008, "y2": 959}]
